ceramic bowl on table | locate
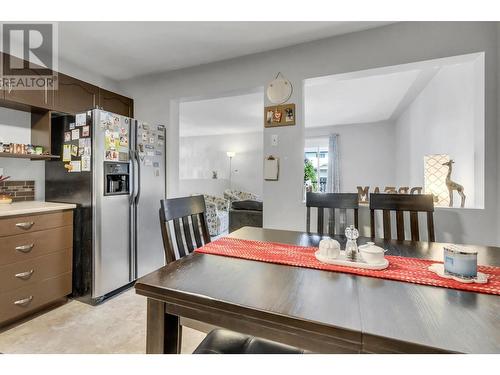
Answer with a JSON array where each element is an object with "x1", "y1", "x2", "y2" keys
[
  {"x1": 359, "y1": 242, "x2": 387, "y2": 264},
  {"x1": 319, "y1": 238, "x2": 341, "y2": 259}
]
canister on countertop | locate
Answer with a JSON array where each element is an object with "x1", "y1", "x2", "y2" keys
[{"x1": 443, "y1": 245, "x2": 478, "y2": 279}]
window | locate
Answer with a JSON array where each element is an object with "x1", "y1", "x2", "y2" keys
[{"x1": 304, "y1": 145, "x2": 328, "y2": 193}]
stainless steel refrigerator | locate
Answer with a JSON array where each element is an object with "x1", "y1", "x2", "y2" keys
[{"x1": 45, "y1": 109, "x2": 166, "y2": 304}]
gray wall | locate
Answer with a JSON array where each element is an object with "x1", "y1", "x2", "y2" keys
[
  {"x1": 179, "y1": 131, "x2": 263, "y2": 197},
  {"x1": 305, "y1": 121, "x2": 396, "y2": 195},
  {"x1": 394, "y1": 59, "x2": 484, "y2": 209},
  {"x1": 121, "y1": 22, "x2": 499, "y2": 246}
]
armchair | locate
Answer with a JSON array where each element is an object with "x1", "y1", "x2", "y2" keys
[{"x1": 203, "y1": 194, "x2": 230, "y2": 237}]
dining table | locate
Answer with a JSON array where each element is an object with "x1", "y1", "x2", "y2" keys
[{"x1": 134, "y1": 226, "x2": 500, "y2": 354}]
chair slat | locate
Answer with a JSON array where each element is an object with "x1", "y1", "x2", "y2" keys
[
  {"x1": 317, "y1": 207, "x2": 324, "y2": 235},
  {"x1": 327, "y1": 208, "x2": 335, "y2": 236},
  {"x1": 159, "y1": 207, "x2": 176, "y2": 264},
  {"x1": 382, "y1": 210, "x2": 391, "y2": 239},
  {"x1": 410, "y1": 212, "x2": 420, "y2": 242},
  {"x1": 396, "y1": 211, "x2": 405, "y2": 241},
  {"x1": 200, "y1": 213, "x2": 211, "y2": 245},
  {"x1": 182, "y1": 216, "x2": 194, "y2": 253},
  {"x1": 427, "y1": 212, "x2": 435, "y2": 242},
  {"x1": 191, "y1": 214, "x2": 203, "y2": 248},
  {"x1": 306, "y1": 207, "x2": 311, "y2": 233},
  {"x1": 173, "y1": 218, "x2": 186, "y2": 258},
  {"x1": 339, "y1": 208, "x2": 347, "y2": 235},
  {"x1": 370, "y1": 209, "x2": 375, "y2": 239}
]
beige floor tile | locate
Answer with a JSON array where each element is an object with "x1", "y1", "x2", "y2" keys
[{"x1": 0, "y1": 289, "x2": 206, "y2": 354}]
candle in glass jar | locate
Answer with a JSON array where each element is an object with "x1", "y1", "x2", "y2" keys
[{"x1": 443, "y1": 245, "x2": 478, "y2": 279}]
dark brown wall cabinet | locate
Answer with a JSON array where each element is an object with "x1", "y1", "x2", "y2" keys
[
  {"x1": 53, "y1": 74, "x2": 99, "y2": 115},
  {"x1": 0, "y1": 52, "x2": 134, "y2": 117},
  {"x1": 0, "y1": 52, "x2": 134, "y2": 156},
  {"x1": 2, "y1": 54, "x2": 54, "y2": 109},
  {"x1": 98, "y1": 88, "x2": 134, "y2": 117}
]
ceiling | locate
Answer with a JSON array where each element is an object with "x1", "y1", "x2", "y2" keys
[
  {"x1": 304, "y1": 69, "x2": 423, "y2": 127},
  {"x1": 304, "y1": 53, "x2": 482, "y2": 128},
  {"x1": 180, "y1": 91, "x2": 263, "y2": 137},
  {"x1": 56, "y1": 21, "x2": 393, "y2": 81}
]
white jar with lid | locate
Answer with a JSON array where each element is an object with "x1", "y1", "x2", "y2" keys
[{"x1": 359, "y1": 242, "x2": 386, "y2": 264}]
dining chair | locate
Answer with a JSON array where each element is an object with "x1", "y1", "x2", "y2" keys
[
  {"x1": 369, "y1": 193, "x2": 435, "y2": 242},
  {"x1": 159, "y1": 195, "x2": 211, "y2": 264},
  {"x1": 306, "y1": 192, "x2": 359, "y2": 236},
  {"x1": 159, "y1": 196, "x2": 305, "y2": 354}
]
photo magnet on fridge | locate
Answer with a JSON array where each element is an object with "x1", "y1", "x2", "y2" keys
[
  {"x1": 81, "y1": 156, "x2": 91, "y2": 172},
  {"x1": 76, "y1": 113, "x2": 86, "y2": 127},
  {"x1": 72, "y1": 129, "x2": 80, "y2": 140},
  {"x1": 64, "y1": 132, "x2": 71, "y2": 142},
  {"x1": 63, "y1": 144, "x2": 71, "y2": 162}
]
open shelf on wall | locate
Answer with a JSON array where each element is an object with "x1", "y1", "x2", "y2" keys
[{"x1": 0, "y1": 153, "x2": 60, "y2": 161}]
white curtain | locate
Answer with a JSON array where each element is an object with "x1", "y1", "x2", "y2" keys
[{"x1": 326, "y1": 134, "x2": 340, "y2": 193}]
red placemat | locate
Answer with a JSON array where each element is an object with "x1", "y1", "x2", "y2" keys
[{"x1": 195, "y1": 237, "x2": 500, "y2": 296}]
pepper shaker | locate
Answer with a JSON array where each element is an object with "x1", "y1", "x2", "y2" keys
[{"x1": 345, "y1": 225, "x2": 359, "y2": 262}]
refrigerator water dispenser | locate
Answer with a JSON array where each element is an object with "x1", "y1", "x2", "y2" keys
[{"x1": 104, "y1": 162, "x2": 130, "y2": 196}]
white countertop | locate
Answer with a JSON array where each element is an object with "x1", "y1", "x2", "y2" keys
[{"x1": 0, "y1": 201, "x2": 76, "y2": 217}]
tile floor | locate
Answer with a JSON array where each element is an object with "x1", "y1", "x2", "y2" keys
[{"x1": 0, "y1": 289, "x2": 206, "y2": 354}]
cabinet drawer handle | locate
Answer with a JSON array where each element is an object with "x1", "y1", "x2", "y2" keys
[
  {"x1": 16, "y1": 222, "x2": 34, "y2": 230},
  {"x1": 15, "y1": 243, "x2": 34, "y2": 253},
  {"x1": 15, "y1": 269, "x2": 35, "y2": 280},
  {"x1": 14, "y1": 296, "x2": 33, "y2": 306}
]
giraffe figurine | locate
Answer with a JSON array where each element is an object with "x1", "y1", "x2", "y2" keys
[{"x1": 442, "y1": 160, "x2": 466, "y2": 208}]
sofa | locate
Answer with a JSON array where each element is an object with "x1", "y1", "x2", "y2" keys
[
  {"x1": 223, "y1": 190, "x2": 263, "y2": 233},
  {"x1": 203, "y1": 194, "x2": 230, "y2": 237},
  {"x1": 224, "y1": 189, "x2": 261, "y2": 204}
]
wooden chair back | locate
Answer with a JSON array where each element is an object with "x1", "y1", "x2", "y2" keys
[
  {"x1": 369, "y1": 193, "x2": 435, "y2": 242},
  {"x1": 306, "y1": 192, "x2": 359, "y2": 236},
  {"x1": 159, "y1": 195, "x2": 211, "y2": 264}
]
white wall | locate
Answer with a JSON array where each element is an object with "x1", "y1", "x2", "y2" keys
[
  {"x1": 179, "y1": 131, "x2": 263, "y2": 197},
  {"x1": 395, "y1": 59, "x2": 484, "y2": 208},
  {"x1": 121, "y1": 22, "x2": 499, "y2": 246},
  {"x1": 0, "y1": 107, "x2": 45, "y2": 200},
  {"x1": 305, "y1": 121, "x2": 396, "y2": 194}
]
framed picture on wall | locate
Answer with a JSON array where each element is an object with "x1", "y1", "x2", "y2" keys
[{"x1": 264, "y1": 103, "x2": 295, "y2": 128}]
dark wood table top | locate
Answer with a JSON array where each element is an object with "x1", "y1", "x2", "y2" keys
[{"x1": 135, "y1": 227, "x2": 500, "y2": 353}]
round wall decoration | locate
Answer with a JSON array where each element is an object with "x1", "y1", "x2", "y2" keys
[{"x1": 266, "y1": 72, "x2": 293, "y2": 104}]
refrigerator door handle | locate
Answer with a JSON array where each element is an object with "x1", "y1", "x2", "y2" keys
[
  {"x1": 135, "y1": 150, "x2": 142, "y2": 205},
  {"x1": 129, "y1": 150, "x2": 136, "y2": 205}
]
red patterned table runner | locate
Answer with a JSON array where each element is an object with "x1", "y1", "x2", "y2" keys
[{"x1": 195, "y1": 237, "x2": 500, "y2": 296}]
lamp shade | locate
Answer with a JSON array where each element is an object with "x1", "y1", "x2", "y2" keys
[{"x1": 226, "y1": 151, "x2": 236, "y2": 158}]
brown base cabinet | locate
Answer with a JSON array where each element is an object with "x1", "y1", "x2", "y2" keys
[{"x1": 0, "y1": 210, "x2": 73, "y2": 326}]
